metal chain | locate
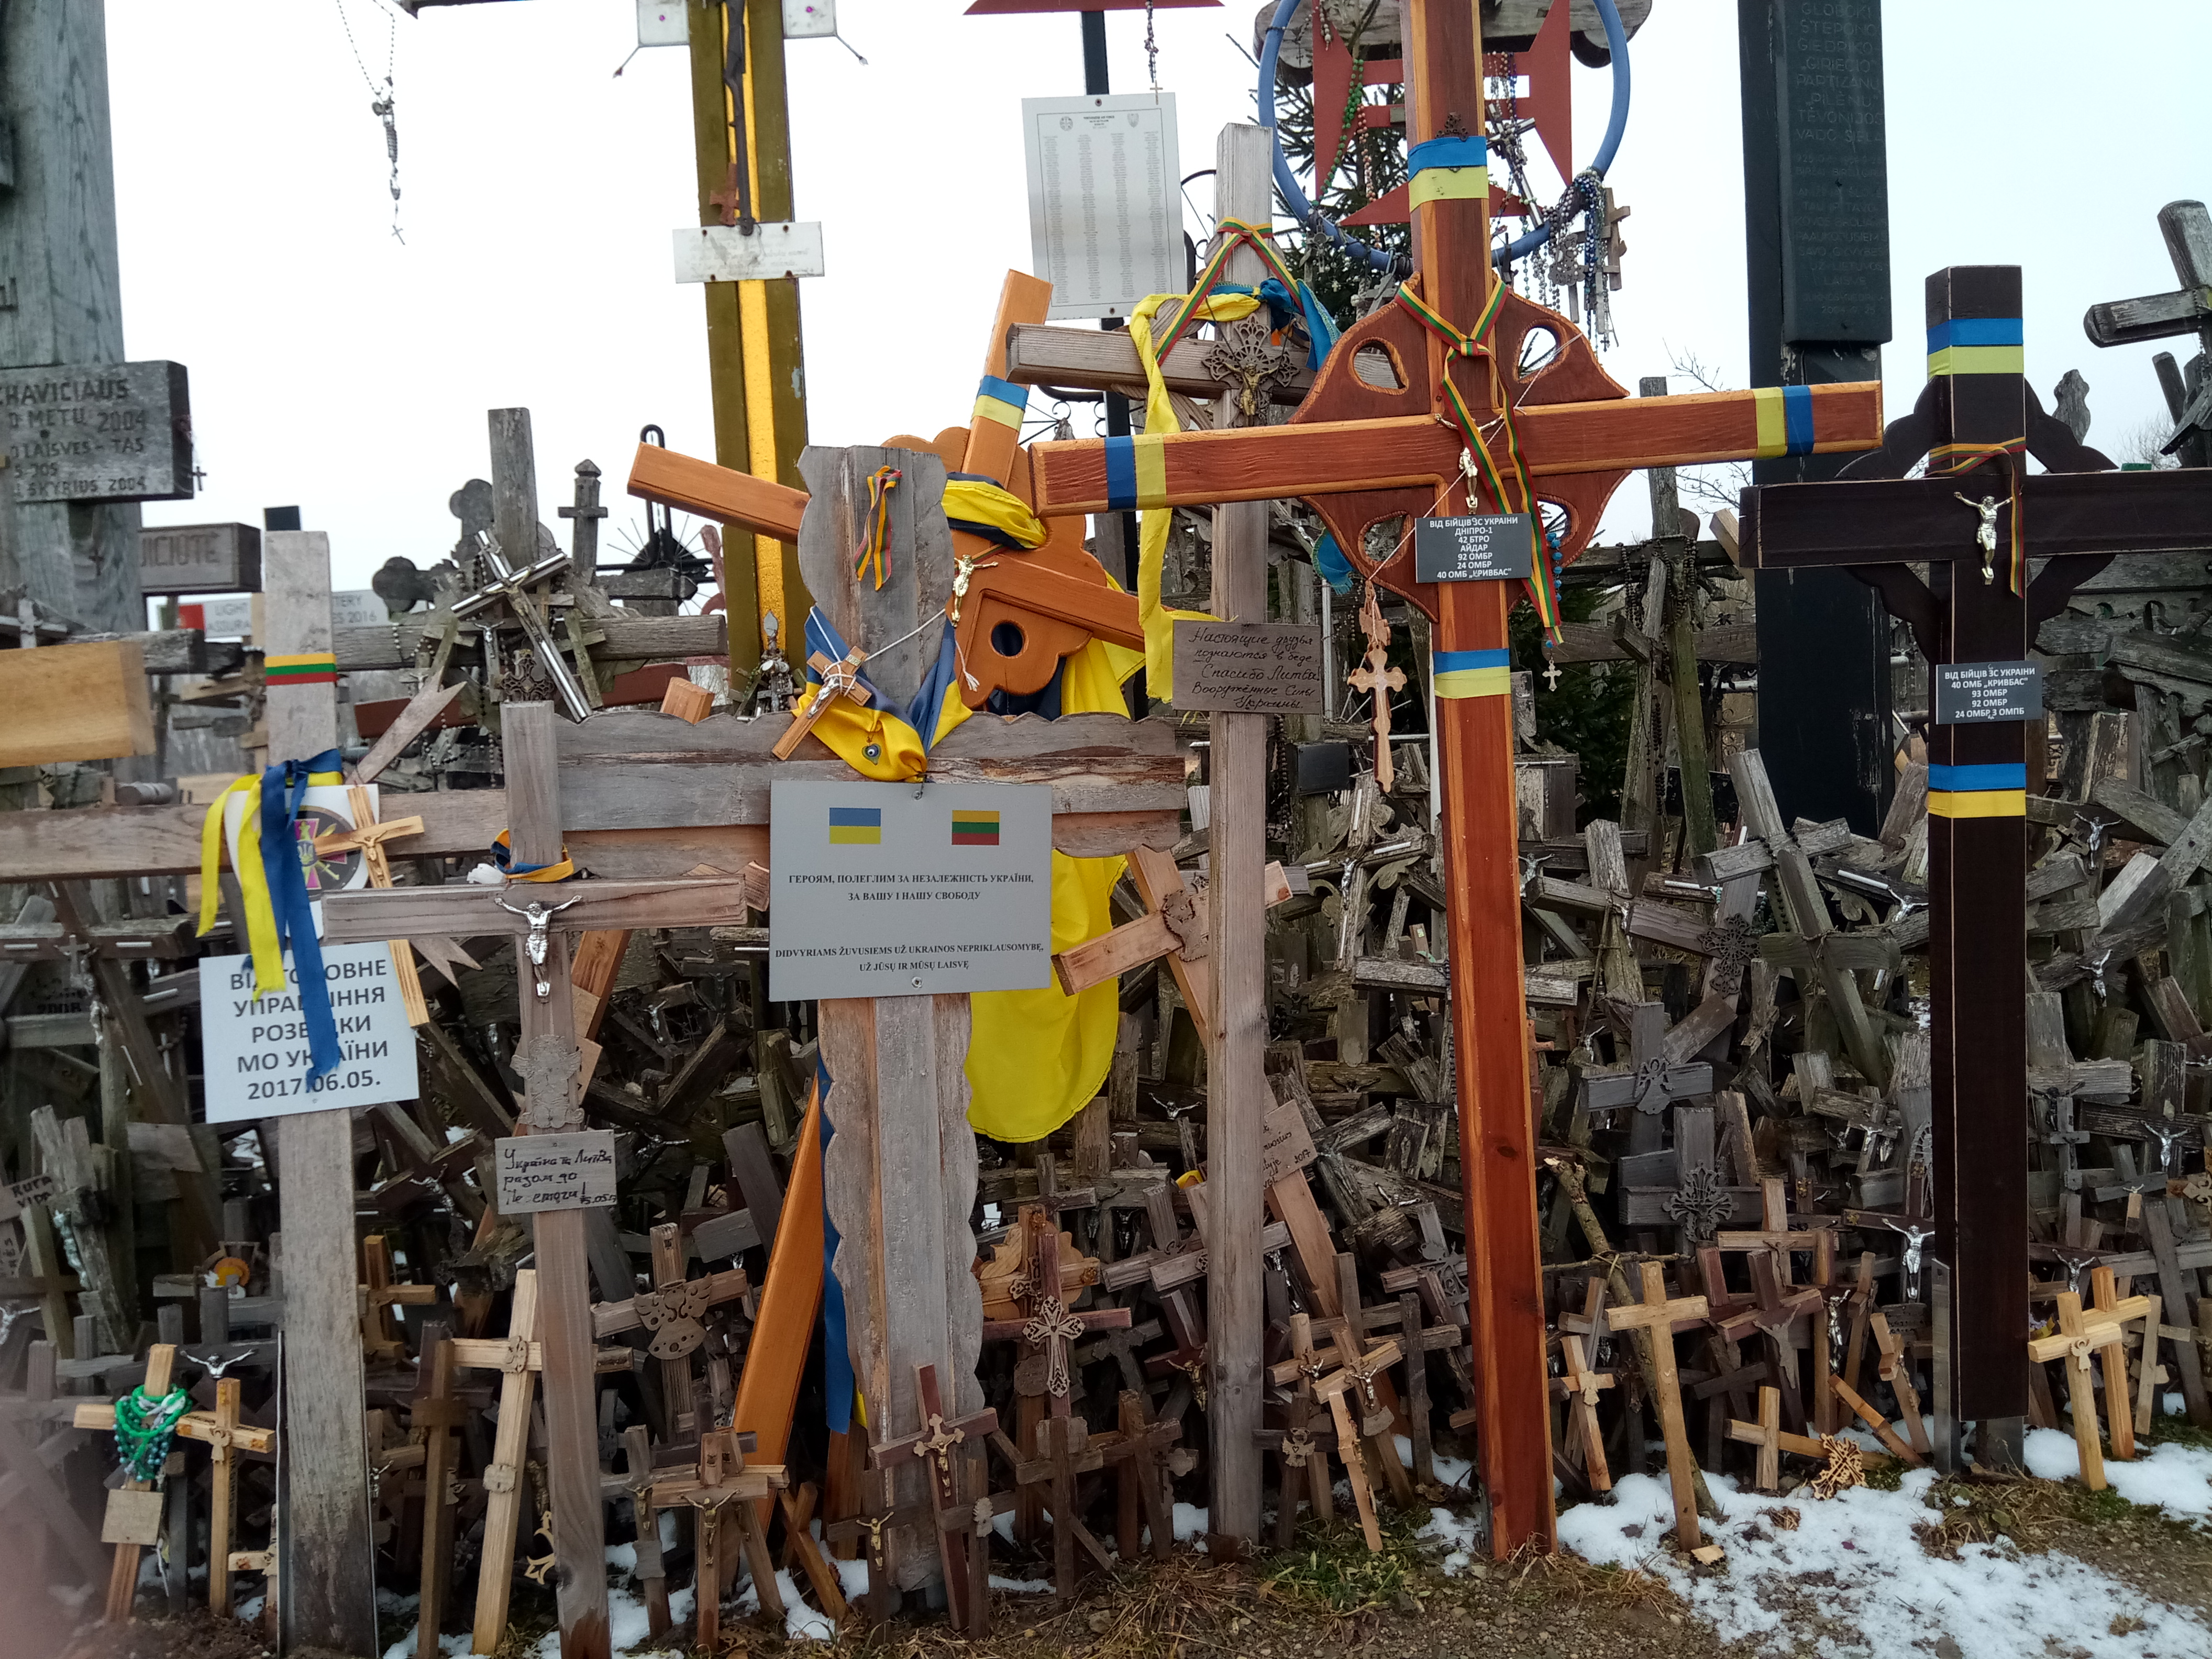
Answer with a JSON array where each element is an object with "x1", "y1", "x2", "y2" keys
[
  {"x1": 331, "y1": 0, "x2": 404, "y2": 242},
  {"x1": 1144, "y1": 0, "x2": 1159, "y2": 93}
]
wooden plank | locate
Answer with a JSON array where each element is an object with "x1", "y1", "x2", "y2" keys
[
  {"x1": 332, "y1": 612, "x2": 726, "y2": 672},
  {"x1": 261, "y1": 529, "x2": 378, "y2": 1659},
  {"x1": 1204, "y1": 123, "x2": 1274, "y2": 1550},
  {"x1": 625, "y1": 441, "x2": 809, "y2": 541},
  {"x1": 1003, "y1": 321, "x2": 1315, "y2": 403},
  {"x1": 0, "y1": 639, "x2": 153, "y2": 766},
  {"x1": 731, "y1": 1095, "x2": 822, "y2": 1532},
  {"x1": 349, "y1": 679, "x2": 468, "y2": 785}
]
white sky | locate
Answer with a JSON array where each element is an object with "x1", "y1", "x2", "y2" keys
[{"x1": 105, "y1": 0, "x2": 2205, "y2": 596}]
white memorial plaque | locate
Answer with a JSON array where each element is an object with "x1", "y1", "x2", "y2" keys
[
  {"x1": 495, "y1": 1132, "x2": 618, "y2": 1213},
  {"x1": 1022, "y1": 93, "x2": 1183, "y2": 320},
  {"x1": 768, "y1": 780, "x2": 1053, "y2": 1000},
  {"x1": 197, "y1": 943, "x2": 420, "y2": 1122},
  {"x1": 672, "y1": 222, "x2": 828, "y2": 285}
]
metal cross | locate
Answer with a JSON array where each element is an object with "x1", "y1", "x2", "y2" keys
[
  {"x1": 491, "y1": 892, "x2": 582, "y2": 999},
  {"x1": 454, "y1": 530, "x2": 592, "y2": 722}
]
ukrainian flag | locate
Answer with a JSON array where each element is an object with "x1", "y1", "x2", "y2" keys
[
  {"x1": 1433, "y1": 648, "x2": 1512, "y2": 700},
  {"x1": 828, "y1": 806, "x2": 881, "y2": 845}
]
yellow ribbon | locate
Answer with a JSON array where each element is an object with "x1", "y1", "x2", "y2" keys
[
  {"x1": 195, "y1": 769, "x2": 344, "y2": 997},
  {"x1": 941, "y1": 478, "x2": 1049, "y2": 550}
]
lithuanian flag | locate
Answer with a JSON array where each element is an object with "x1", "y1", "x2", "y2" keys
[{"x1": 951, "y1": 810, "x2": 1000, "y2": 847}]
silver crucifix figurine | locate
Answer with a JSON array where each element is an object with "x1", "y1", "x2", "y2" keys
[
  {"x1": 455, "y1": 530, "x2": 593, "y2": 722},
  {"x1": 1954, "y1": 491, "x2": 2005, "y2": 583},
  {"x1": 493, "y1": 891, "x2": 582, "y2": 998}
]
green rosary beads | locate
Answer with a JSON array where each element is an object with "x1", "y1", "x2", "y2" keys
[{"x1": 113, "y1": 1384, "x2": 192, "y2": 1484}]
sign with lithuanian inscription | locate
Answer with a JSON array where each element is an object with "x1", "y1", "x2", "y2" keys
[
  {"x1": 768, "y1": 780, "x2": 1053, "y2": 999},
  {"x1": 0, "y1": 360, "x2": 193, "y2": 504},
  {"x1": 140, "y1": 522, "x2": 261, "y2": 595}
]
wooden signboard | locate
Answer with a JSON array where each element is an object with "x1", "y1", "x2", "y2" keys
[
  {"x1": 140, "y1": 523, "x2": 262, "y2": 595},
  {"x1": 0, "y1": 360, "x2": 193, "y2": 502},
  {"x1": 1169, "y1": 621, "x2": 1324, "y2": 713},
  {"x1": 0, "y1": 638, "x2": 154, "y2": 766}
]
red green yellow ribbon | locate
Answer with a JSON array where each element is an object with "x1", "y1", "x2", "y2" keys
[
  {"x1": 1931, "y1": 438, "x2": 2027, "y2": 595},
  {"x1": 853, "y1": 464, "x2": 900, "y2": 592}
]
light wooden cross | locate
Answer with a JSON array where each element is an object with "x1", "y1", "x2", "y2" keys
[
  {"x1": 410, "y1": 1324, "x2": 472, "y2": 1659},
  {"x1": 1606, "y1": 1263, "x2": 1712, "y2": 1552},
  {"x1": 74, "y1": 1344, "x2": 275, "y2": 1622},
  {"x1": 1050, "y1": 848, "x2": 1291, "y2": 1025},
  {"x1": 1869, "y1": 1310, "x2": 1932, "y2": 1457},
  {"x1": 1309, "y1": 1334, "x2": 1408, "y2": 1547},
  {"x1": 1827, "y1": 1374, "x2": 1926, "y2": 1466},
  {"x1": 2028, "y1": 1283, "x2": 2153, "y2": 1490},
  {"x1": 1345, "y1": 584, "x2": 1407, "y2": 792},
  {"x1": 1021, "y1": 6, "x2": 1887, "y2": 1552},
  {"x1": 647, "y1": 1404, "x2": 790, "y2": 1647},
  {"x1": 770, "y1": 646, "x2": 872, "y2": 760},
  {"x1": 868, "y1": 1364, "x2": 998, "y2": 1634},
  {"x1": 312, "y1": 786, "x2": 430, "y2": 1023},
  {"x1": 448, "y1": 1267, "x2": 543, "y2": 1655},
  {"x1": 1728, "y1": 1384, "x2": 1786, "y2": 1494},
  {"x1": 1553, "y1": 1333, "x2": 1614, "y2": 1495},
  {"x1": 1262, "y1": 1310, "x2": 1341, "y2": 1537},
  {"x1": 1718, "y1": 1178, "x2": 1839, "y2": 1290}
]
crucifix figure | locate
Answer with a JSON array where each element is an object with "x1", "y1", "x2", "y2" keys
[
  {"x1": 867, "y1": 1364, "x2": 997, "y2": 1635},
  {"x1": 1345, "y1": 583, "x2": 1407, "y2": 792},
  {"x1": 648, "y1": 1396, "x2": 789, "y2": 1646},
  {"x1": 1025, "y1": 8, "x2": 1886, "y2": 1552},
  {"x1": 1740, "y1": 265, "x2": 2212, "y2": 1470},
  {"x1": 455, "y1": 529, "x2": 592, "y2": 722}
]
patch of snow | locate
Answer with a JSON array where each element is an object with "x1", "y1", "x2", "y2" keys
[
  {"x1": 605, "y1": 1541, "x2": 638, "y2": 1574},
  {"x1": 991, "y1": 1509, "x2": 1015, "y2": 1544},
  {"x1": 1558, "y1": 1469, "x2": 2209, "y2": 1659},
  {"x1": 990, "y1": 1574, "x2": 1055, "y2": 1593},
  {"x1": 378, "y1": 1586, "x2": 419, "y2": 1613},
  {"x1": 832, "y1": 1553, "x2": 871, "y2": 1601},
  {"x1": 734, "y1": 1568, "x2": 834, "y2": 1642},
  {"x1": 1417, "y1": 1505, "x2": 1484, "y2": 1576},
  {"x1": 2023, "y1": 1428, "x2": 2212, "y2": 1520},
  {"x1": 1171, "y1": 1501, "x2": 1210, "y2": 1546},
  {"x1": 1392, "y1": 1435, "x2": 1474, "y2": 1494}
]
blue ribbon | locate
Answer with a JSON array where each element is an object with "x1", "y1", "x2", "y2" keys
[
  {"x1": 259, "y1": 751, "x2": 345, "y2": 1082},
  {"x1": 817, "y1": 1053, "x2": 856, "y2": 1435}
]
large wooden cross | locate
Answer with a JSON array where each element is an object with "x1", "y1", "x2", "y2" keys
[
  {"x1": 1013, "y1": 7, "x2": 1884, "y2": 1555},
  {"x1": 1738, "y1": 264, "x2": 2212, "y2": 1467}
]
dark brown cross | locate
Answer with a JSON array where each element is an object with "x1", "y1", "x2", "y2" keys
[
  {"x1": 647, "y1": 1397, "x2": 788, "y2": 1646},
  {"x1": 600, "y1": 1424, "x2": 670, "y2": 1642},
  {"x1": 409, "y1": 1325, "x2": 473, "y2": 1657},
  {"x1": 1740, "y1": 263, "x2": 2212, "y2": 1458},
  {"x1": 361, "y1": 1102, "x2": 485, "y2": 1224},
  {"x1": 866, "y1": 1363, "x2": 997, "y2": 1633},
  {"x1": 982, "y1": 1207, "x2": 1130, "y2": 1415}
]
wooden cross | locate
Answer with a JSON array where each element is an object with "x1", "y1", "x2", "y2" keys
[
  {"x1": 981, "y1": 1205, "x2": 1132, "y2": 1417},
  {"x1": 1727, "y1": 1384, "x2": 1786, "y2": 1494},
  {"x1": 867, "y1": 1363, "x2": 997, "y2": 1632},
  {"x1": 448, "y1": 1268, "x2": 543, "y2": 1654},
  {"x1": 821, "y1": 1479, "x2": 936, "y2": 1629},
  {"x1": 1258, "y1": 1311, "x2": 1338, "y2": 1542},
  {"x1": 311, "y1": 785, "x2": 430, "y2": 1023},
  {"x1": 2028, "y1": 1281, "x2": 2153, "y2": 1490},
  {"x1": 770, "y1": 645, "x2": 871, "y2": 760},
  {"x1": 1605, "y1": 1262, "x2": 1711, "y2": 1552},
  {"x1": 74, "y1": 1344, "x2": 276, "y2": 1622},
  {"x1": 1718, "y1": 1178, "x2": 1840, "y2": 1291},
  {"x1": 359, "y1": 1234, "x2": 437, "y2": 1366},
  {"x1": 0, "y1": 1339, "x2": 109, "y2": 1589},
  {"x1": 1869, "y1": 1309, "x2": 1932, "y2": 1457},
  {"x1": 599, "y1": 1425, "x2": 670, "y2": 1642},
  {"x1": 1050, "y1": 847, "x2": 1291, "y2": 1029},
  {"x1": 1618, "y1": 1102, "x2": 1760, "y2": 1247},
  {"x1": 410, "y1": 1324, "x2": 472, "y2": 1659},
  {"x1": 362, "y1": 1102, "x2": 486, "y2": 1225},
  {"x1": 1345, "y1": 583, "x2": 1407, "y2": 792},
  {"x1": 1306, "y1": 1333, "x2": 1407, "y2": 1551},
  {"x1": 2083, "y1": 199, "x2": 2212, "y2": 467},
  {"x1": 1024, "y1": 9, "x2": 1888, "y2": 1547},
  {"x1": 1740, "y1": 264, "x2": 2212, "y2": 1453},
  {"x1": 607, "y1": 1222, "x2": 753, "y2": 1443},
  {"x1": 1552, "y1": 1332, "x2": 1614, "y2": 1495},
  {"x1": 648, "y1": 1399, "x2": 789, "y2": 1647},
  {"x1": 1827, "y1": 1374, "x2": 1925, "y2": 1467},
  {"x1": 1576, "y1": 998, "x2": 1715, "y2": 1153}
]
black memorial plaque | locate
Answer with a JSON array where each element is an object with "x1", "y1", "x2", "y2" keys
[
  {"x1": 1933, "y1": 661, "x2": 2042, "y2": 726},
  {"x1": 0, "y1": 360, "x2": 193, "y2": 504},
  {"x1": 1412, "y1": 513, "x2": 1534, "y2": 584},
  {"x1": 1774, "y1": 0, "x2": 1890, "y2": 345}
]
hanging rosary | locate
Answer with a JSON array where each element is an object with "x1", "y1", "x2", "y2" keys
[
  {"x1": 333, "y1": 0, "x2": 404, "y2": 242},
  {"x1": 114, "y1": 1382, "x2": 193, "y2": 1484}
]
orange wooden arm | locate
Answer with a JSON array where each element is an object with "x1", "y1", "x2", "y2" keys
[
  {"x1": 734, "y1": 1081, "x2": 825, "y2": 1529},
  {"x1": 627, "y1": 443, "x2": 810, "y2": 543}
]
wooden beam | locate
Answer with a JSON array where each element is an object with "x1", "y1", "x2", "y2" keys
[
  {"x1": 625, "y1": 441, "x2": 809, "y2": 543},
  {"x1": 1003, "y1": 321, "x2": 1316, "y2": 403}
]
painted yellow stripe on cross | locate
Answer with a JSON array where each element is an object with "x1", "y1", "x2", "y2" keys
[
  {"x1": 1927, "y1": 790, "x2": 2026, "y2": 819},
  {"x1": 1409, "y1": 167, "x2": 1490, "y2": 210},
  {"x1": 1132, "y1": 432, "x2": 1168, "y2": 508},
  {"x1": 1927, "y1": 345, "x2": 2026, "y2": 378},
  {"x1": 972, "y1": 393, "x2": 1026, "y2": 430},
  {"x1": 1433, "y1": 666, "x2": 1512, "y2": 700}
]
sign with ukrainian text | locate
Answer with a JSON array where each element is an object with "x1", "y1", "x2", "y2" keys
[
  {"x1": 197, "y1": 942, "x2": 419, "y2": 1121},
  {"x1": 768, "y1": 780, "x2": 1053, "y2": 999}
]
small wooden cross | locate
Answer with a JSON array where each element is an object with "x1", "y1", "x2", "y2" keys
[
  {"x1": 600, "y1": 1223, "x2": 753, "y2": 1443},
  {"x1": 1827, "y1": 1373, "x2": 1925, "y2": 1466},
  {"x1": 598, "y1": 1424, "x2": 670, "y2": 1642},
  {"x1": 1605, "y1": 1262, "x2": 1712, "y2": 1551},
  {"x1": 648, "y1": 1404, "x2": 790, "y2": 1646},
  {"x1": 981, "y1": 1207, "x2": 1131, "y2": 1416},
  {"x1": 1344, "y1": 584, "x2": 1406, "y2": 792},
  {"x1": 2028, "y1": 1282, "x2": 2152, "y2": 1490},
  {"x1": 1868, "y1": 1310, "x2": 1932, "y2": 1457},
  {"x1": 867, "y1": 1363, "x2": 997, "y2": 1632},
  {"x1": 1308, "y1": 1334, "x2": 1408, "y2": 1546},
  {"x1": 74, "y1": 1344, "x2": 275, "y2": 1622},
  {"x1": 770, "y1": 646, "x2": 872, "y2": 761},
  {"x1": 1727, "y1": 1383, "x2": 1785, "y2": 1494},
  {"x1": 447, "y1": 1268, "x2": 541, "y2": 1653},
  {"x1": 1717, "y1": 1177, "x2": 1840, "y2": 1290},
  {"x1": 821, "y1": 1477, "x2": 936, "y2": 1628},
  {"x1": 1050, "y1": 849, "x2": 1291, "y2": 1026},
  {"x1": 1553, "y1": 1332, "x2": 1616, "y2": 1495},
  {"x1": 312, "y1": 786, "x2": 430, "y2": 1023},
  {"x1": 359, "y1": 1234, "x2": 438, "y2": 1366},
  {"x1": 408, "y1": 1323, "x2": 473, "y2": 1657}
]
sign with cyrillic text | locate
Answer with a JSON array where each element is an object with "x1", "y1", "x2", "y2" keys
[
  {"x1": 495, "y1": 1132, "x2": 617, "y2": 1213},
  {"x1": 1413, "y1": 513, "x2": 1535, "y2": 583},
  {"x1": 1171, "y1": 621, "x2": 1324, "y2": 713},
  {"x1": 197, "y1": 943, "x2": 419, "y2": 1121},
  {"x1": 768, "y1": 780, "x2": 1053, "y2": 999},
  {"x1": 1934, "y1": 661, "x2": 2041, "y2": 725}
]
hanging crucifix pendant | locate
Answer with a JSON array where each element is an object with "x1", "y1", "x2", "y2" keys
[{"x1": 492, "y1": 893, "x2": 580, "y2": 999}]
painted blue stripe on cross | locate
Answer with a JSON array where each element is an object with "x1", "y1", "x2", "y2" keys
[
  {"x1": 1928, "y1": 762, "x2": 2027, "y2": 792},
  {"x1": 1407, "y1": 134, "x2": 1488, "y2": 173},
  {"x1": 1926, "y1": 317, "x2": 2024, "y2": 353},
  {"x1": 978, "y1": 373, "x2": 1028, "y2": 410},
  {"x1": 1782, "y1": 384, "x2": 1815, "y2": 456},
  {"x1": 1434, "y1": 649, "x2": 1512, "y2": 673},
  {"x1": 1103, "y1": 435, "x2": 1138, "y2": 511}
]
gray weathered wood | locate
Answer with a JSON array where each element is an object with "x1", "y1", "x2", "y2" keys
[
  {"x1": 794, "y1": 445, "x2": 952, "y2": 711},
  {"x1": 1004, "y1": 322, "x2": 1315, "y2": 405},
  {"x1": 723, "y1": 1122, "x2": 784, "y2": 1254},
  {"x1": 333, "y1": 612, "x2": 725, "y2": 671},
  {"x1": 258, "y1": 529, "x2": 378, "y2": 1658},
  {"x1": 1203, "y1": 124, "x2": 1275, "y2": 1548}
]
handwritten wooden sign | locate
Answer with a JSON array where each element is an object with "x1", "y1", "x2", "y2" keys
[
  {"x1": 1260, "y1": 1094, "x2": 1318, "y2": 1186},
  {"x1": 494, "y1": 1131, "x2": 617, "y2": 1213},
  {"x1": 1171, "y1": 621, "x2": 1324, "y2": 714},
  {"x1": 0, "y1": 1173, "x2": 57, "y2": 1221}
]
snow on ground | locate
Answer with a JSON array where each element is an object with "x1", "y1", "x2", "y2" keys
[
  {"x1": 1417, "y1": 1506, "x2": 1484, "y2": 1575},
  {"x1": 2022, "y1": 1429, "x2": 2212, "y2": 1520},
  {"x1": 1557, "y1": 1469, "x2": 2208, "y2": 1659},
  {"x1": 1172, "y1": 1502, "x2": 1211, "y2": 1544}
]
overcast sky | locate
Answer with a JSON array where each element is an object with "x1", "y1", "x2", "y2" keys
[{"x1": 106, "y1": 0, "x2": 2204, "y2": 598}]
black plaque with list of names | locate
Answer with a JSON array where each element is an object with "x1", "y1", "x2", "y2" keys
[
  {"x1": 1412, "y1": 513, "x2": 1534, "y2": 584},
  {"x1": 1774, "y1": 0, "x2": 1890, "y2": 344},
  {"x1": 1933, "y1": 661, "x2": 2041, "y2": 726}
]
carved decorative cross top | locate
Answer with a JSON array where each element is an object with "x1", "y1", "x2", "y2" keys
[{"x1": 1202, "y1": 314, "x2": 1305, "y2": 425}]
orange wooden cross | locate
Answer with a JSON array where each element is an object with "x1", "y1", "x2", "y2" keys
[
  {"x1": 1344, "y1": 584, "x2": 1407, "y2": 791},
  {"x1": 1017, "y1": 2, "x2": 1882, "y2": 1561},
  {"x1": 771, "y1": 646, "x2": 872, "y2": 760}
]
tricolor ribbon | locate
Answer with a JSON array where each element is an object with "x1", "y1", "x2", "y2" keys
[
  {"x1": 853, "y1": 464, "x2": 900, "y2": 592},
  {"x1": 1391, "y1": 278, "x2": 1563, "y2": 640}
]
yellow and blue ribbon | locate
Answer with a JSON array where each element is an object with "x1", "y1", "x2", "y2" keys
[
  {"x1": 1752, "y1": 385, "x2": 1817, "y2": 458},
  {"x1": 1407, "y1": 133, "x2": 1490, "y2": 210},
  {"x1": 943, "y1": 475, "x2": 1049, "y2": 551},
  {"x1": 1927, "y1": 761, "x2": 2026, "y2": 820},
  {"x1": 260, "y1": 750, "x2": 347, "y2": 1080},
  {"x1": 1433, "y1": 648, "x2": 1513, "y2": 700},
  {"x1": 972, "y1": 373, "x2": 1030, "y2": 433},
  {"x1": 1926, "y1": 316, "x2": 2024, "y2": 380}
]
